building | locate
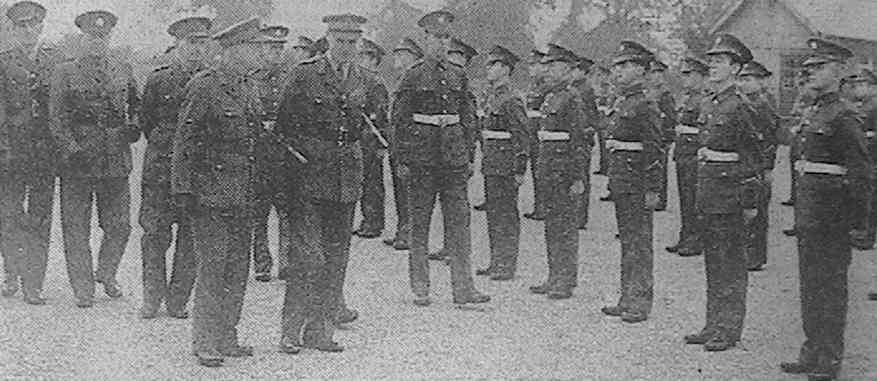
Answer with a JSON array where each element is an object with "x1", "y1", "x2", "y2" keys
[{"x1": 710, "y1": 0, "x2": 877, "y2": 113}]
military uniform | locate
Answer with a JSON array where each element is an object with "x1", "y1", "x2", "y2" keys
[
  {"x1": 0, "y1": 2, "x2": 59, "y2": 303},
  {"x1": 479, "y1": 46, "x2": 528, "y2": 280},
  {"x1": 843, "y1": 69, "x2": 877, "y2": 249},
  {"x1": 647, "y1": 61, "x2": 676, "y2": 211},
  {"x1": 569, "y1": 66, "x2": 598, "y2": 229},
  {"x1": 600, "y1": 42, "x2": 663, "y2": 321},
  {"x1": 524, "y1": 50, "x2": 549, "y2": 220},
  {"x1": 49, "y1": 11, "x2": 138, "y2": 305},
  {"x1": 781, "y1": 39, "x2": 872, "y2": 381}
]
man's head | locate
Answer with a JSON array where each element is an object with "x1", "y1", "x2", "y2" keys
[
  {"x1": 289, "y1": 36, "x2": 315, "y2": 63},
  {"x1": 392, "y1": 37, "x2": 423, "y2": 70},
  {"x1": 610, "y1": 40, "x2": 652, "y2": 87},
  {"x1": 75, "y1": 10, "x2": 117, "y2": 57},
  {"x1": 213, "y1": 17, "x2": 266, "y2": 74},
  {"x1": 527, "y1": 49, "x2": 548, "y2": 80},
  {"x1": 647, "y1": 59, "x2": 668, "y2": 86},
  {"x1": 705, "y1": 34, "x2": 752, "y2": 84},
  {"x1": 485, "y1": 45, "x2": 519, "y2": 83},
  {"x1": 802, "y1": 38, "x2": 853, "y2": 93},
  {"x1": 736, "y1": 61, "x2": 771, "y2": 95},
  {"x1": 841, "y1": 68, "x2": 877, "y2": 101},
  {"x1": 418, "y1": 10, "x2": 454, "y2": 59},
  {"x1": 6, "y1": 1, "x2": 45, "y2": 50},
  {"x1": 571, "y1": 56, "x2": 594, "y2": 81},
  {"x1": 323, "y1": 14, "x2": 367, "y2": 65},
  {"x1": 541, "y1": 44, "x2": 577, "y2": 83},
  {"x1": 357, "y1": 38, "x2": 385, "y2": 70},
  {"x1": 447, "y1": 38, "x2": 477, "y2": 67},
  {"x1": 167, "y1": 16, "x2": 213, "y2": 68},
  {"x1": 259, "y1": 25, "x2": 289, "y2": 66},
  {"x1": 679, "y1": 57, "x2": 708, "y2": 91}
]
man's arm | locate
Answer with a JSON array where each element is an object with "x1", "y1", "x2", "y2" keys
[{"x1": 47, "y1": 63, "x2": 81, "y2": 159}]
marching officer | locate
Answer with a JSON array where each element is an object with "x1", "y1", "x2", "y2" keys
[
  {"x1": 0, "y1": 1, "x2": 60, "y2": 305},
  {"x1": 382, "y1": 37, "x2": 423, "y2": 251},
  {"x1": 569, "y1": 55, "x2": 598, "y2": 230},
  {"x1": 171, "y1": 17, "x2": 268, "y2": 367},
  {"x1": 475, "y1": 45, "x2": 528, "y2": 281},
  {"x1": 736, "y1": 60, "x2": 779, "y2": 271},
  {"x1": 683, "y1": 34, "x2": 764, "y2": 352},
  {"x1": 353, "y1": 38, "x2": 390, "y2": 240},
  {"x1": 392, "y1": 10, "x2": 490, "y2": 306},
  {"x1": 251, "y1": 25, "x2": 291, "y2": 282},
  {"x1": 598, "y1": 41, "x2": 663, "y2": 322},
  {"x1": 49, "y1": 10, "x2": 139, "y2": 308},
  {"x1": 646, "y1": 58, "x2": 676, "y2": 212},
  {"x1": 276, "y1": 13, "x2": 379, "y2": 353},
  {"x1": 527, "y1": 43, "x2": 589, "y2": 300},
  {"x1": 780, "y1": 39, "x2": 872, "y2": 381},
  {"x1": 138, "y1": 15, "x2": 212, "y2": 319},
  {"x1": 524, "y1": 48, "x2": 550, "y2": 220}
]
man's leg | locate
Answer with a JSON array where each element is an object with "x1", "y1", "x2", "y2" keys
[
  {"x1": 20, "y1": 173, "x2": 53, "y2": 300},
  {"x1": 484, "y1": 175, "x2": 520, "y2": 277},
  {"x1": 0, "y1": 175, "x2": 26, "y2": 296},
  {"x1": 675, "y1": 158, "x2": 701, "y2": 253},
  {"x1": 576, "y1": 151, "x2": 592, "y2": 229},
  {"x1": 139, "y1": 183, "x2": 173, "y2": 315},
  {"x1": 357, "y1": 153, "x2": 385, "y2": 236},
  {"x1": 59, "y1": 177, "x2": 96, "y2": 302},
  {"x1": 218, "y1": 210, "x2": 252, "y2": 353},
  {"x1": 167, "y1": 220, "x2": 197, "y2": 317},
  {"x1": 407, "y1": 166, "x2": 438, "y2": 300},
  {"x1": 439, "y1": 166, "x2": 483, "y2": 301},
  {"x1": 545, "y1": 175, "x2": 578, "y2": 295},
  {"x1": 388, "y1": 155, "x2": 410, "y2": 247},
  {"x1": 191, "y1": 209, "x2": 230, "y2": 359},
  {"x1": 710, "y1": 212, "x2": 747, "y2": 349},
  {"x1": 616, "y1": 192, "x2": 653, "y2": 317},
  {"x1": 94, "y1": 177, "x2": 131, "y2": 288},
  {"x1": 250, "y1": 200, "x2": 273, "y2": 279}
]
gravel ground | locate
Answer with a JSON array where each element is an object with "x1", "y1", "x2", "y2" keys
[{"x1": 0, "y1": 145, "x2": 875, "y2": 381}]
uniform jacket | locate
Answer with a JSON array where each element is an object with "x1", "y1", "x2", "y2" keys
[
  {"x1": 696, "y1": 84, "x2": 765, "y2": 214},
  {"x1": 49, "y1": 54, "x2": 139, "y2": 178},
  {"x1": 606, "y1": 82, "x2": 664, "y2": 195},
  {"x1": 392, "y1": 57, "x2": 476, "y2": 168},
  {"x1": 140, "y1": 63, "x2": 202, "y2": 184},
  {"x1": 854, "y1": 97, "x2": 877, "y2": 170},
  {"x1": 537, "y1": 80, "x2": 590, "y2": 182},
  {"x1": 171, "y1": 68, "x2": 262, "y2": 209},
  {"x1": 570, "y1": 78, "x2": 599, "y2": 144},
  {"x1": 744, "y1": 90, "x2": 780, "y2": 170},
  {"x1": 0, "y1": 44, "x2": 62, "y2": 173},
  {"x1": 648, "y1": 87, "x2": 678, "y2": 146},
  {"x1": 673, "y1": 88, "x2": 707, "y2": 161},
  {"x1": 481, "y1": 82, "x2": 529, "y2": 177},
  {"x1": 254, "y1": 62, "x2": 297, "y2": 176},
  {"x1": 277, "y1": 55, "x2": 379, "y2": 203},
  {"x1": 525, "y1": 80, "x2": 549, "y2": 144},
  {"x1": 359, "y1": 66, "x2": 389, "y2": 157}
]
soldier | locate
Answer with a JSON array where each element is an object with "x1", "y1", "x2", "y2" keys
[
  {"x1": 525, "y1": 44, "x2": 588, "y2": 300},
  {"x1": 646, "y1": 59, "x2": 676, "y2": 212},
  {"x1": 666, "y1": 57, "x2": 709, "y2": 257},
  {"x1": 842, "y1": 69, "x2": 877, "y2": 250},
  {"x1": 0, "y1": 1, "x2": 59, "y2": 305},
  {"x1": 474, "y1": 45, "x2": 528, "y2": 281},
  {"x1": 171, "y1": 17, "x2": 267, "y2": 367},
  {"x1": 138, "y1": 15, "x2": 212, "y2": 319},
  {"x1": 276, "y1": 13, "x2": 379, "y2": 353},
  {"x1": 289, "y1": 36, "x2": 315, "y2": 63},
  {"x1": 383, "y1": 38, "x2": 423, "y2": 251},
  {"x1": 682, "y1": 34, "x2": 764, "y2": 352},
  {"x1": 780, "y1": 39, "x2": 872, "y2": 381},
  {"x1": 737, "y1": 61, "x2": 779, "y2": 271},
  {"x1": 523, "y1": 48, "x2": 550, "y2": 220},
  {"x1": 568, "y1": 55, "x2": 598, "y2": 230},
  {"x1": 392, "y1": 10, "x2": 489, "y2": 306},
  {"x1": 251, "y1": 25, "x2": 291, "y2": 282},
  {"x1": 352, "y1": 38, "x2": 390, "y2": 239},
  {"x1": 49, "y1": 10, "x2": 139, "y2": 308},
  {"x1": 598, "y1": 41, "x2": 663, "y2": 322}
]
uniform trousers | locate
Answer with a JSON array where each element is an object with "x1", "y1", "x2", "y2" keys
[
  {"x1": 0, "y1": 170, "x2": 53, "y2": 294},
  {"x1": 543, "y1": 173, "x2": 579, "y2": 290},
  {"x1": 389, "y1": 155, "x2": 410, "y2": 242},
  {"x1": 675, "y1": 157, "x2": 701, "y2": 249},
  {"x1": 484, "y1": 175, "x2": 520, "y2": 275},
  {"x1": 359, "y1": 152, "x2": 386, "y2": 232},
  {"x1": 702, "y1": 212, "x2": 748, "y2": 341},
  {"x1": 614, "y1": 192, "x2": 654, "y2": 315},
  {"x1": 575, "y1": 150, "x2": 592, "y2": 227}
]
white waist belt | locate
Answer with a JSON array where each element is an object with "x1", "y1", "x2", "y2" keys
[
  {"x1": 412, "y1": 113, "x2": 460, "y2": 126},
  {"x1": 526, "y1": 110, "x2": 544, "y2": 119},
  {"x1": 537, "y1": 130, "x2": 570, "y2": 141},
  {"x1": 698, "y1": 147, "x2": 739, "y2": 162},
  {"x1": 795, "y1": 160, "x2": 848, "y2": 175},
  {"x1": 866, "y1": 131, "x2": 876, "y2": 138},
  {"x1": 482, "y1": 130, "x2": 512, "y2": 140},
  {"x1": 606, "y1": 139, "x2": 644, "y2": 151},
  {"x1": 675, "y1": 124, "x2": 700, "y2": 135}
]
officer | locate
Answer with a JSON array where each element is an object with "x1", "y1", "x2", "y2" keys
[
  {"x1": 523, "y1": 48, "x2": 550, "y2": 220},
  {"x1": 49, "y1": 10, "x2": 139, "y2": 308},
  {"x1": 568, "y1": 54, "x2": 598, "y2": 230},
  {"x1": 598, "y1": 41, "x2": 663, "y2": 322},
  {"x1": 138, "y1": 15, "x2": 212, "y2": 319},
  {"x1": 475, "y1": 45, "x2": 528, "y2": 281},
  {"x1": 525, "y1": 44, "x2": 588, "y2": 300},
  {"x1": 842, "y1": 68, "x2": 877, "y2": 250},
  {"x1": 736, "y1": 60, "x2": 779, "y2": 271},
  {"x1": 251, "y1": 25, "x2": 291, "y2": 282},
  {"x1": 352, "y1": 38, "x2": 390, "y2": 239},
  {"x1": 682, "y1": 34, "x2": 764, "y2": 352},
  {"x1": 276, "y1": 13, "x2": 380, "y2": 353},
  {"x1": 383, "y1": 37, "x2": 423, "y2": 251},
  {"x1": 666, "y1": 57, "x2": 708, "y2": 257},
  {"x1": 0, "y1": 1, "x2": 59, "y2": 305},
  {"x1": 780, "y1": 39, "x2": 872, "y2": 381},
  {"x1": 392, "y1": 10, "x2": 489, "y2": 306},
  {"x1": 171, "y1": 17, "x2": 267, "y2": 367},
  {"x1": 646, "y1": 58, "x2": 676, "y2": 212}
]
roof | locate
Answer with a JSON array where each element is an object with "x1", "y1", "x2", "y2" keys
[{"x1": 711, "y1": 0, "x2": 877, "y2": 42}]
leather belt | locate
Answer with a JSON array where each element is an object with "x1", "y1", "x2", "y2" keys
[
  {"x1": 698, "y1": 147, "x2": 739, "y2": 162},
  {"x1": 526, "y1": 110, "x2": 544, "y2": 119},
  {"x1": 482, "y1": 130, "x2": 512, "y2": 140},
  {"x1": 412, "y1": 113, "x2": 460, "y2": 126},
  {"x1": 795, "y1": 160, "x2": 848, "y2": 175},
  {"x1": 606, "y1": 139, "x2": 644, "y2": 151},
  {"x1": 675, "y1": 124, "x2": 700, "y2": 135},
  {"x1": 537, "y1": 130, "x2": 570, "y2": 141}
]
